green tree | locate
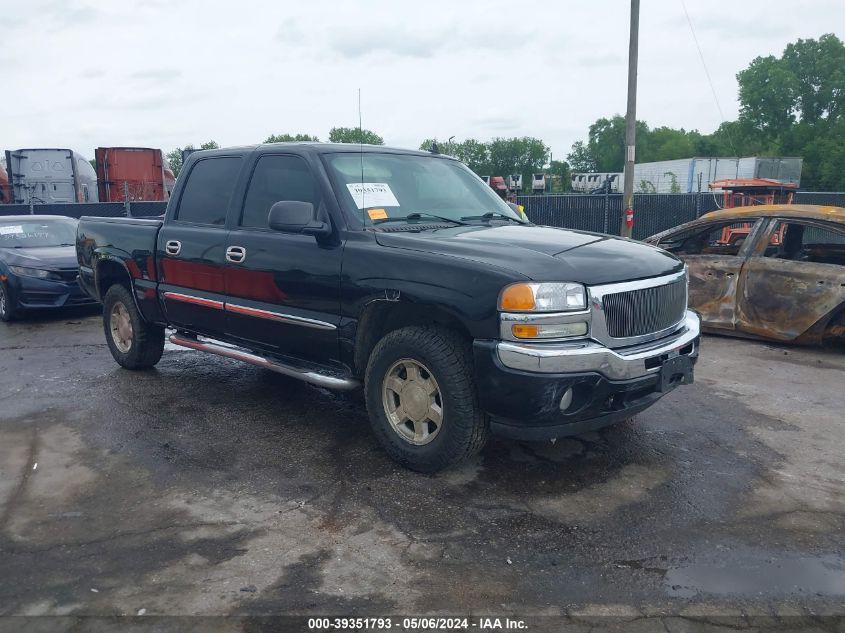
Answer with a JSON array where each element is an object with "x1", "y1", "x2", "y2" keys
[
  {"x1": 418, "y1": 138, "x2": 442, "y2": 152},
  {"x1": 782, "y1": 34, "x2": 845, "y2": 123},
  {"x1": 328, "y1": 127, "x2": 384, "y2": 145},
  {"x1": 264, "y1": 133, "x2": 319, "y2": 143},
  {"x1": 567, "y1": 34, "x2": 845, "y2": 191},
  {"x1": 737, "y1": 55, "x2": 798, "y2": 136},
  {"x1": 586, "y1": 116, "x2": 653, "y2": 172},
  {"x1": 453, "y1": 139, "x2": 490, "y2": 173},
  {"x1": 487, "y1": 137, "x2": 549, "y2": 182},
  {"x1": 418, "y1": 138, "x2": 491, "y2": 174},
  {"x1": 548, "y1": 160, "x2": 571, "y2": 192},
  {"x1": 735, "y1": 33, "x2": 845, "y2": 189},
  {"x1": 416, "y1": 137, "x2": 549, "y2": 186},
  {"x1": 566, "y1": 141, "x2": 596, "y2": 172}
]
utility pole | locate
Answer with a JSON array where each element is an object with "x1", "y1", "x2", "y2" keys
[{"x1": 621, "y1": 0, "x2": 640, "y2": 238}]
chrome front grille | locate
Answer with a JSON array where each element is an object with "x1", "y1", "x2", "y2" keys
[
  {"x1": 588, "y1": 270, "x2": 688, "y2": 348},
  {"x1": 602, "y1": 279, "x2": 687, "y2": 338}
]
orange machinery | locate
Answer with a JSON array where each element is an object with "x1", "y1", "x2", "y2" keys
[{"x1": 710, "y1": 178, "x2": 798, "y2": 246}]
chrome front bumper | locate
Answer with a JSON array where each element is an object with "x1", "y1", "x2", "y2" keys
[{"x1": 496, "y1": 310, "x2": 700, "y2": 380}]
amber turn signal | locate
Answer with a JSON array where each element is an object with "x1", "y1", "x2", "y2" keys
[
  {"x1": 499, "y1": 284, "x2": 536, "y2": 311},
  {"x1": 511, "y1": 324, "x2": 539, "y2": 338}
]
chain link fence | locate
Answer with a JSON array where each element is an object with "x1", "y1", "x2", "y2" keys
[
  {"x1": 516, "y1": 193, "x2": 722, "y2": 240},
  {"x1": 793, "y1": 192, "x2": 845, "y2": 206},
  {"x1": 99, "y1": 179, "x2": 173, "y2": 203},
  {"x1": 517, "y1": 192, "x2": 845, "y2": 239},
  {"x1": 0, "y1": 202, "x2": 167, "y2": 219},
  {"x1": 3, "y1": 193, "x2": 845, "y2": 238}
]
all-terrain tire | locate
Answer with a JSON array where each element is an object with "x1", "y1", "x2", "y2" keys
[
  {"x1": 364, "y1": 325, "x2": 489, "y2": 472},
  {"x1": 102, "y1": 284, "x2": 164, "y2": 369}
]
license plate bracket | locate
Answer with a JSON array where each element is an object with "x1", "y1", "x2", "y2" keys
[{"x1": 658, "y1": 355, "x2": 694, "y2": 392}]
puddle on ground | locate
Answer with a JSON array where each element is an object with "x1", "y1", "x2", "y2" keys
[{"x1": 665, "y1": 555, "x2": 845, "y2": 598}]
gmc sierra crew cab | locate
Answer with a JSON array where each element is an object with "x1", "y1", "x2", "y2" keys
[{"x1": 77, "y1": 143, "x2": 700, "y2": 472}]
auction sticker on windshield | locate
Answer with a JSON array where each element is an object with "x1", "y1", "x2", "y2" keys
[
  {"x1": 0, "y1": 225, "x2": 23, "y2": 235},
  {"x1": 346, "y1": 183, "x2": 400, "y2": 209}
]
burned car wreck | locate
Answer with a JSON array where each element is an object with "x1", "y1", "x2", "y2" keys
[{"x1": 647, "y1": 204, "x2": 845, "y2": 346}]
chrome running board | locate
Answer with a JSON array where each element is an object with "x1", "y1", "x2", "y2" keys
[{"x1": 168, "y1": 334, "x2": 360, "y2": 391}]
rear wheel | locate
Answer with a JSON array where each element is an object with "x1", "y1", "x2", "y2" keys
[
  {"x1": 102, "y1": 284, "x2": 164, "y2": 369},
  {"x1": 0, "y1": 281, "x2": 19, "y2": 322},
  {"x1": 364, "y1": 326, "x2": 489, "y2": 472}
]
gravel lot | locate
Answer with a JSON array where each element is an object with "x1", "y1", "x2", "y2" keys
[{"x1": 1, "y1": 308, "x2": 844, "y2": 628}]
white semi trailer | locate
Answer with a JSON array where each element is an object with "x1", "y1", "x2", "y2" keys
[
  {"x1": 5, "y1": 148, "x2": 99, "y2": 204},
  {"x1": 571, "y1": 157, "x2": 803, "y2": 194}
]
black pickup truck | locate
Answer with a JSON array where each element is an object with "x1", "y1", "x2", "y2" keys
[{"x1": 77, "y1": 143, "x2": 700, "y2": 472}]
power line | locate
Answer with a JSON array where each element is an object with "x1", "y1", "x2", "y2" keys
[{"x1": 679, "y1": 0, "x2": 738, "y2": 155}]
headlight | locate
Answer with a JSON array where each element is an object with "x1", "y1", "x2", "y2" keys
[
  {"x1": 10, "y1": 266, "x2": 51, "y2": 279},
  {"x1": 499, "y1": 282, "x2": 586, "y2": 312}
]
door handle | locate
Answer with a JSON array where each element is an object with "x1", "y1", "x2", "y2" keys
[
  {"x1": 165, "y1": 240, "x2": 181, "y2": 255},
  {"x1": 726, "y1": 272, "x2": 735, "y2": 278},
  {"x1": 226, "y1": 246, "x2": 246, "y2": 263}
]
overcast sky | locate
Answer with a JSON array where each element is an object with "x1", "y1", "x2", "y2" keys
[{"x1": 4, "y1": 0, "x2": 842, "y2": 162}]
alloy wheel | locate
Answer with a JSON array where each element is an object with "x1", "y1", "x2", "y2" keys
[
  {"x1": 381, "y1": 358, "x2": 443, "y2": 445},
  {"x1": 110, "y1": 301, "x2": 133, "y2": 353}
]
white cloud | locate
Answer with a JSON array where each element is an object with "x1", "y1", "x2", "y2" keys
[{"x1": 3, "y1": 0, "x2": 841, "y2": 162}]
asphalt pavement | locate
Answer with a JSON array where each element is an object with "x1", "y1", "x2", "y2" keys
[{"x1": 1, "y1": 308, "x2": 844, "y2": 629}]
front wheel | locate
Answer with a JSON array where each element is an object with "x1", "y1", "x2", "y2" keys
[
  {"x1": 364, "y1": 326, "x2": 489, "y2": 472},
  {"x1": 0, "y1": 281, "x2": 19, "y2": 322},
  {"x1": 102, "y1": 284, "x2": 164, "y2": 369}
]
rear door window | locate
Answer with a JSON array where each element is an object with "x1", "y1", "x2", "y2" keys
[
  {"x1": 175, "y1": 157, "x2": 243, "y2": 225},
  {"x1": 763, "y1": 221, "x2": 845, "y2": 265}
]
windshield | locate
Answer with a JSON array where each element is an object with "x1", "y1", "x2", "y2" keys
[
  {"x1": 0, "y1": 218, "x2": 78, "y2": 248},
  {"x1": 325, "y1": 153, "x2": 525, "y2": 226}
]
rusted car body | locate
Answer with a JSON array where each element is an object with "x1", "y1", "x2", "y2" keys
[{"x1": 646, "y1": 205, "x2": 845, "y2": 346}]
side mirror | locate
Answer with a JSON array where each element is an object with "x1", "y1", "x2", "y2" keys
[{"x1": 268, "y1": 201, "x2": 330, "y2": 237}]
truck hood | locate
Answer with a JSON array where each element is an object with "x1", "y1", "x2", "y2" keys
[
  {"x1": 374, "y1": 224, "x2": 683, "y2": 285},
  {"x1": 0, "y1": 245, "x2": 78, "y2": 269}
]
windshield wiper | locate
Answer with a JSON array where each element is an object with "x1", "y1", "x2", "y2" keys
[
  {"x1": 461, "y1": 211, "x2": 526, "y2": 223},
  {"x1": 374, "y1": 212, "x2": 470, "y2": 226}
]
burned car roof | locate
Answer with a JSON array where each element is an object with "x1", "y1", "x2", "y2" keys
[{"x1": 700, "y1": 204, "x2": 845, "y2": 225}]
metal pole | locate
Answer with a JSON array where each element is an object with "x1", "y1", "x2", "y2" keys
[{"x1": 621, "y1": 0, "x2": 640, "y2": 238}]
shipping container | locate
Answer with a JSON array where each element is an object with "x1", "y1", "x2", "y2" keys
[
  {"x1": 5, "y1": 148, "x2": 99, "y2": 204},
  {"x1": 95, "y1": 147, "x2": 172, "y2": 202}
]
